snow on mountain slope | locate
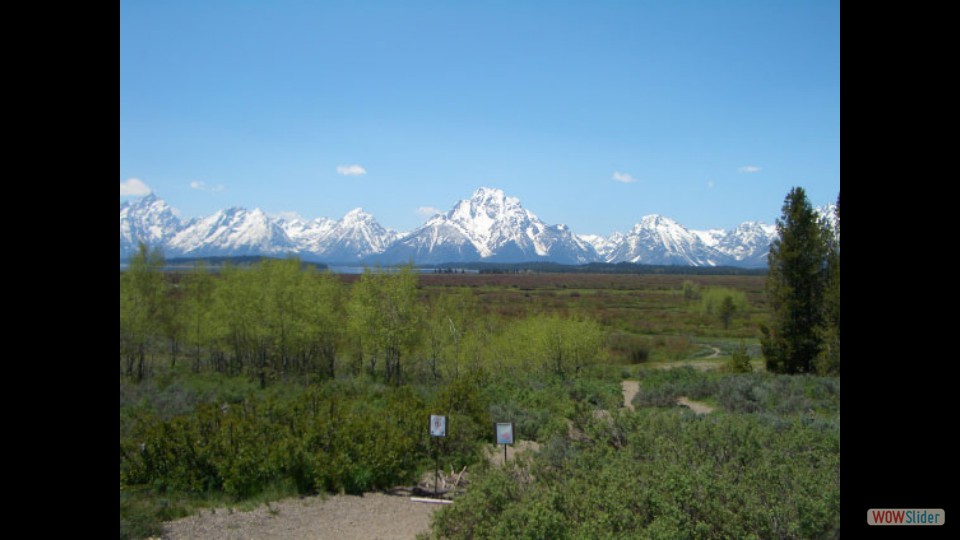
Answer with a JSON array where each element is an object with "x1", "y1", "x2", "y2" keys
[
  {"x1": 313, "y1": 208, "x2": 399, "y2": 261},
  {"x1": 379, "y1": 187, "x2": 596, "y2": 264},
  {"x1": 279, "y1": 215, "x2": 336, "y2": 252},
  {"x1": 607, "y1": 215, "x2": 725, "y2": 266},
  {"x1": 119, "y1": 193, "x2": 182, "y2": 259},
  {"x1": 691, "y1": 228, "x2": 726, "y2": 248},
  {"x1": 168, "y1": 207, "x2": 295, "y2": 256},
  {"x1": 118, "y1": 190, "x2": 832, "y2": 267},
  {"x1": 712, "y1": 221, "x2": 776, "y2": 267},
  {"x1": 578, "y1": 232, "x2": 624, "y2": 261}
]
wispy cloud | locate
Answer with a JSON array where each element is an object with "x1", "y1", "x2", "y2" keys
[
  {"x1": 120, "y1": 178, "x2": 151, "y2": 196},
  {"x1": 707, "y1": 179, "x2": 715, "y2": 189},
  {"x1": 416, "y1": 206, "x2": 443, "y2": 218},
  {"x1": 337, "y1": 164, "x2": 367, "y2": 176},
  {"x1": 190, "y1": 181, "x2": 226, "y2": 192},
  {"x1": 738, "y1": 165, "x2": 762, "y2": 173},
  {"x1": 612, "y1": 171, "x2": 638, "y2": 184}
]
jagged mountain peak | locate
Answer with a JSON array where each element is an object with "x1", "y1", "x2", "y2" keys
[
  {"x1": 633, "y1": 214, "x2": 682, "y2": 231},
  {"x1": 379, "y1": 187, "x2": 593, "y2": 264},
  {"x1": 603, "y1": 214, "x2": 725, "y2": 266},
  {"x1": 119, "y1": 193, "x2": 182, "y2": 258},
  {"x1": 119, "y1": 187, "x2": 815, "y2": 267},
  {"x1": 450, "y1": 187, "x2": 526, "y2": 223},
  {"x1": 342, "y1": 207, "x2": 371, "y2": 220}
]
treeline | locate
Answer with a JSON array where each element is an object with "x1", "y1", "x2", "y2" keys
[
  {"x1": 119, "y1": 244, "x2": 606, "y2": 386},
  {"x1": 435, "y1": 261, "x2": 768, "y2": 275}
]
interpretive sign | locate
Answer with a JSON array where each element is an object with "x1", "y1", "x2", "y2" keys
[
  {"x1": 496, "y1": 422, "x2": 514, "y2": 445},
  {"x1": 430, "y1": 415, "x2": 446, "y2": 437}
]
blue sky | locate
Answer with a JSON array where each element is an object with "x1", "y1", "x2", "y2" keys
[{"x1": 120, "y1": 0, "x2": 839, "y2": 235}]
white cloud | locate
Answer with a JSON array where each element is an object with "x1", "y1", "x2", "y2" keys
[
  {"x1": 337, "y1": 164, "x2": 367, "y2": 176},
  {"x1": 738, "y1": 165, "x2": 762, "y2": 173},
  {"x1": 707, "y1": 179, "x2": 715, "y2": 189},
  {"x1": 416, "y1": 206, "x2": 443, "y2": 218},
  {"x1": 120, "y1": 178, "x2": 151, "y2": 196},
  {"x1": 612, "y1": 171, "x2": 638, "y2": 184},
  {"x1": 190, "y1": 181, "x2": 226, "y2": 192}
]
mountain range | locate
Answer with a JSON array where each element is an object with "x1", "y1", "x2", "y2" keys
[{"x1": 120, "y1": 187, "x2": 837, "y2": 267}]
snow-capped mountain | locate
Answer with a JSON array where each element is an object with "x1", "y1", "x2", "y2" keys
[
  {"x1": 378, "y1": 187, "x2": 596, "y2": 264},
  {"x1": 606, "y1": 215, "x2": 725, "y2": 266},
  {"x1": 120, "y1": 198, "x2": 400, "y2": 262},
  {"x1": 309, "y1": 208, "x2": 401, "y2": 262},
  {"x1": 119, "y1": 188, "x2": 833, "y2": 267},
  {"x1": 119, "y1": 193, "x2": 182, "y2": 259},
  {"x1": 691, "y1": 229, "x2": 726, "y2": 248},
  {"x1": 168, "y1": 207, "x2": 295, "y2": 257},
  {"x1": 578, "y1": 233, "x2": 622, "y2": 260},
  {"x1": 711, "y1": 222, "x2": 777, "y2": 267},
  {"x1": 278, "y1": 215, "x2": 336, "y2": 252}
]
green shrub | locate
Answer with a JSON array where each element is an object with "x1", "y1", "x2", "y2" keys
[
  {"x1": 431, "y1": 408, "x2": 840, "y2": 539},
  {"x1": 724, "y1": 343, "x2": 754, "y2": 373}
]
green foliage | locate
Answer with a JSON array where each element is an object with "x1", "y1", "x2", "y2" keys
[
  {"x1": 606, "y1": 332, "x2": 650, "y2": 363},
  {"x1": 119, "y1": 378, "x2": 493, "y2": 501},
  {"x1": 699, "y1": 286, "x2": 747, "y2": 315},
  {"x1": 724, "y1": 342, "x2": 754, "y2": 373},
  {"x1": 347, "y1": 266, "x2": 423, "y2": 383},
  {"x1": 681, "y1": 280, "x2": 701, "y2": 301},
  {"x1": 817, "y1": 192, "x2": 840, "y2": 375},
  {"x1": 422, "y1": 288, "x2": 479, "y2": 380},
  {"x1": 430, "y1": 406, "x2": 840, "y2": 539},
  {"x1": 763, "y1": 187, "x2": 835, "y2": 374},
  {"x1": 119, "y1": 261, "x2": 837, "y2": 536},
  {"x1": 120, "y1": 243, "x2": 169, "y2": 380},
  {"x1": 119, "y1": 489, "x2": 169, "y2": 540},
  {"x1": 493, "y1": 315, "x2": 606, "y2": 378}
]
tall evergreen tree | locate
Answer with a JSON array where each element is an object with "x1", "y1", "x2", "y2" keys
[
  {"x1": 816, "y1": 192, "x2": 840, "y2": 374},
  {"x1": 761, "y1": 187, "x2": 832, "y2": 374}
]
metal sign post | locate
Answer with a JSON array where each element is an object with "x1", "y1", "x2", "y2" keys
[
  {"x1": 496, "y1": 422, "x2": 514, "y2": 462},
  {"x1": 430, "y1": 415, "x2": 446, "y2": 497}
]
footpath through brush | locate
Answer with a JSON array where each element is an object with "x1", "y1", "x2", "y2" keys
[{"x1": 621, "y1": 380, "x2": 714, "y2": 414}]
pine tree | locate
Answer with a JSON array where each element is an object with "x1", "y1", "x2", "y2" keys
[
  {"x1": 816, "y1": 192, "x2": 840, "y2": 374},
  {"x1": 761, "y1": 187, "x2": 832, "y2": 374}
]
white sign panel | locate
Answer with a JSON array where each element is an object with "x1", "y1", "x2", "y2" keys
[
  {"x1": 430, "y1": 415, "x2": 446, "y2": 437},
  {"x1": 496, "y1": 422, "x2": 514, "y2": 445}
]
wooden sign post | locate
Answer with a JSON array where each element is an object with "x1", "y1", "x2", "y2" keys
[
  {"x1": 429, "y1": 415, "x2": 446, "y2": 496},
  {"x1": 496, "y1": 422, "x2": 514, "y2": 463}
]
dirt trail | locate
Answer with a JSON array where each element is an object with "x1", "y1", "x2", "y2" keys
[
  {"x1": 677, "y1": 396, "x2": 714, "y2": 414},
  {"x1": 646, "y1": 359, "x2": 720, "y2": 371},
  {"x1": 621, "y1": 381, "x2": 714, "y2": 414},
  {"x1": 163, "y1": 491, "x2": 440, "y2": 540},
  {"x1": 705, "y1": 346, "x2": 721, "y2": 359},
  {"x1": 621, "y1": 380, "x2": 639, "y2": 410},
  {"x1": 164, "y1": 439, "x2": 544, "y2": 540}
]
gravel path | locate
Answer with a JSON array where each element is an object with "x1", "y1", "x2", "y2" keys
[
  {"x1": 163, "y1": 490, "x2": 440, "y2": 540},
  {"x1": 677, "y1": 396, "x2": 714, "y2": 414},
  {"x1": 621, "y1": 380, "x2": 639, "y2": 410},
  {"x1": 622, "y1": 381, "x2": 714, "y2": 414}
]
